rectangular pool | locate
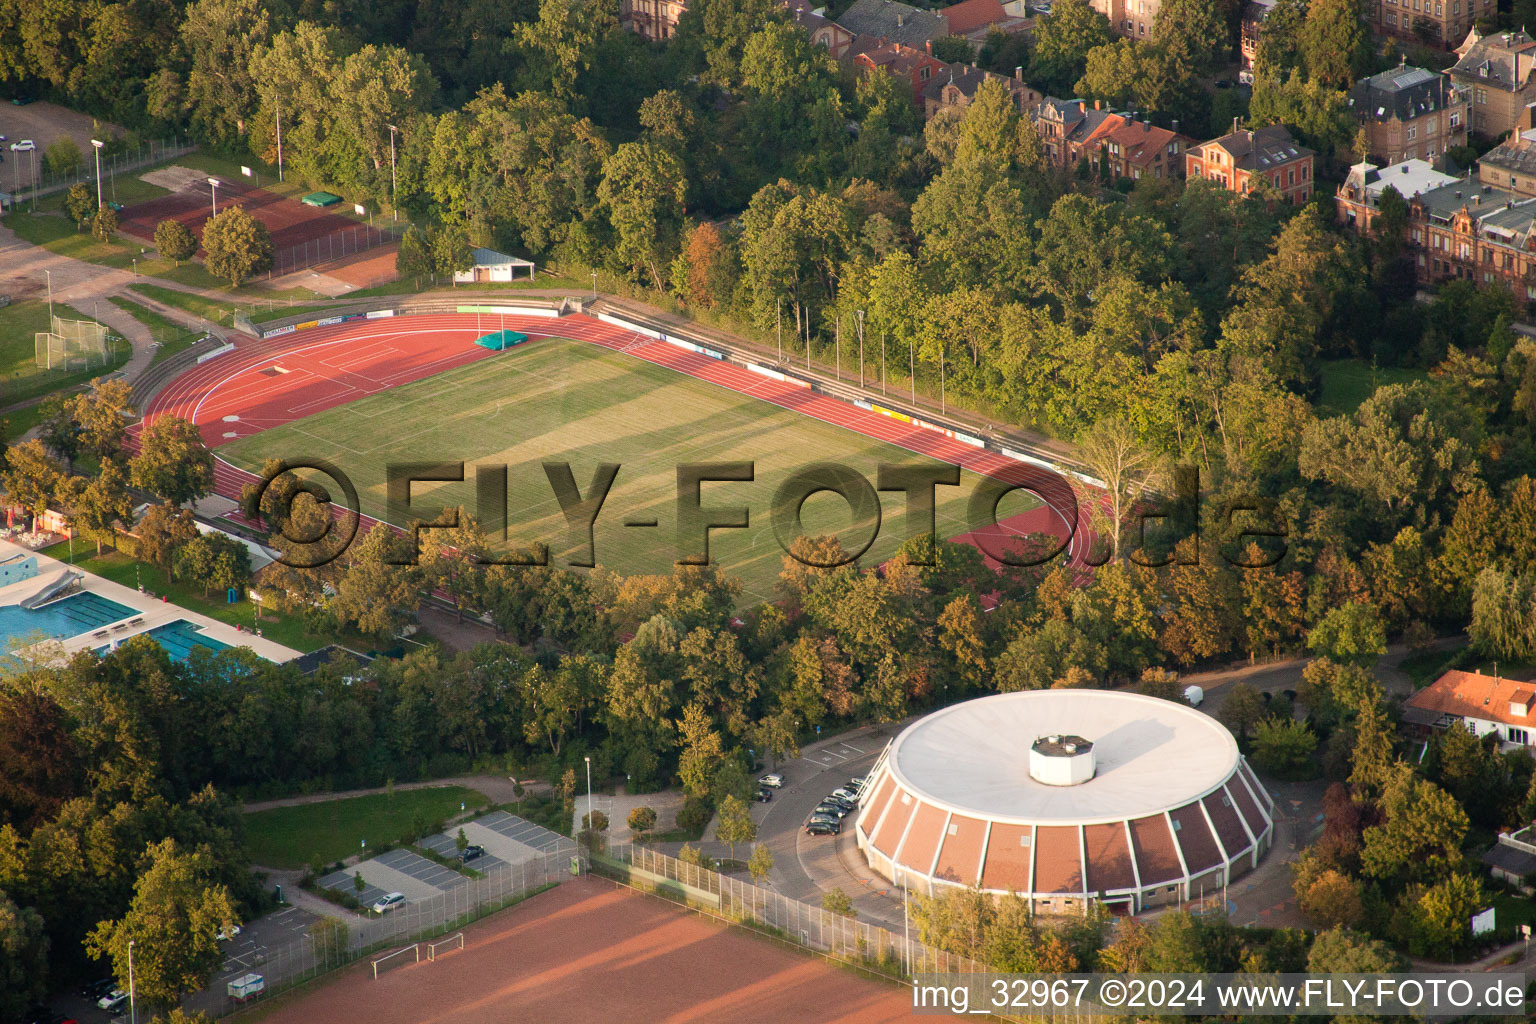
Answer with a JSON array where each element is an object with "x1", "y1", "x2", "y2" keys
[
  {"x1": 98, "y1": 619, "x2": 232, "y2": 662},
  {"x1": 0, "y1": 592, "x2": 137, "y2": 650}
]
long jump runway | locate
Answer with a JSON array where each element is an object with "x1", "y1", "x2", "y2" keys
[{"x1": 137, "y1": 312, "x2": 1094, "y2": 567}]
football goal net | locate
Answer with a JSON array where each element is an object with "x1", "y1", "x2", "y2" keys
[
  {"x1": 427, "y1": 932, "x2": 464, "y2": 962},
  {"x1": 35, "y1": 315, "x2": 111, "y2": 371},
  {"x1": 371, "y1": 943, "x2": 420, "y2": 979}
]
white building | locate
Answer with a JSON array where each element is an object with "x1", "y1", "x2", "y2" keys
[
  {"x1": 1404, "y1": 669, "x2": 1536, "y2": 749},
  {"x1": 454, "y1": 248, "x2": 537, "y2": 285}
]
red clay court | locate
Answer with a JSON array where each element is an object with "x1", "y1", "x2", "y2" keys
[
  {"x1": 138, "y1": 311, "x2": 1094, "y2": 566},
  {"x1": 254, "y1": 878, "x2": 920, "y2": 1024},
  {"x1": 119, "y1": 177, "x2": 360, "y2": 253}
]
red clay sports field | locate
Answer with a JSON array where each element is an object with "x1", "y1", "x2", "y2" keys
[{"x1": 139, "y1": 310, "x2": 1095, "y2": 567}]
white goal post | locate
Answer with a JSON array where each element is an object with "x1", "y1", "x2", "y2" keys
[
  {"x1": 371, "y1": 943, "x2": 420, "y2": 979},
  {"x1": 427, "y1": 932, "x2": 465, "y2": 962}
]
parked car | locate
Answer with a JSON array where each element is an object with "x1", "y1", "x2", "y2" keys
[
  {"x1": 806, "y1": 819, "x2": 840, "y2": 836},
  {"x1": 216, "y1": 924, "x2": 242, "y2": 941},
  {"x1": 831, "y1": 787, "x2": 861, "y2": 804},
  {"x1": 754, "y1": 788, "x2": 773, "y2": 802},
  {"x1": 814, "y1": 803, "x2": 851, "y2": 819},
  {"x1": 808, "y1": 812, "x2": 842, "y2": 828},
  {"x1": 822, "y1": 794, "x2": 855, "y2": 811},
  {"x1": 97, "y1": 989, "x2": 129, "y2": 1012},
  {"x1": 1183, "y1": 685, "x2": 1204, "y2": 707},
  {"x1": 80, "y1": 979, "x2": 116, "y2": 1001},
  {"x1": 461, "y1": 844, "x2": 486, "y2": 861},
  {"x1": 372, "y1": 892, "x2": 406, "y2": 914},
  {"x1": 757, "y1": 773, "x2": 784, "y2": 788},
  {"x1": 11, "y1": 139, "x2": 33, "y2": 151},
  {"x1": 849, "y1": 777, "x2": 866, "y2": 791}
]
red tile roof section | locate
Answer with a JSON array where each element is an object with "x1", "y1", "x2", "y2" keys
[
  {"x1": 1169, "y1": 803, "x2": 1223, "y2": 872},
  {"x1": 981, "y1": 822, "x2": 1034, "y2": 893},
  {"x1": 1083, "y1": 822, "x2": 1138, "y2": 893},
  {"x1": 1408, "y1": 670, "x2": 1536, "y2": 727},
  {"x1": 934, "y1": 814, "x2": 988, "y2": 886},
  {"x1": 898, "y1": 800, "x2": 951, "y2": 876},
  {"x1": 1031, "y1": 825, "x2": 1084, "y2": 894},
  {"x1": 1128, "y1": 814, "x2": 1183, "y2": 885}
]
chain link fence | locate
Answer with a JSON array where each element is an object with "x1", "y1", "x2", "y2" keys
[
  {"x1": 6, "y1": 138, "x2": 195, "y2": 203},
  {"x1": 596, "y1": 843, "x2": 993, "y2": 981},
  {"x1": 272, "y1": 222, "x2": 403, "y2": 276},
  {"x1": 191, "y1": 848, "x2": 575, "y2": 1018}
]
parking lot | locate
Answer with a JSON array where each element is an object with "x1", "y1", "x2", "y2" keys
[
  {"x1": 457, "y1": 810, "x2": 573, "y2": 865},
  {"x1": 0, "y1": 100, "x2": 121, "y2": 167},
  {"x1": 213, "y1": 904, "x2": 316, "y2": 989},
  {"x1": 320, "y1": 847, "x2": 467, "y2": 909}
]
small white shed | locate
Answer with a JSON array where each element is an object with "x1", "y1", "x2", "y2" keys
[{"x1": 454, "y1": 248, "x2": 537, "y2": 284}]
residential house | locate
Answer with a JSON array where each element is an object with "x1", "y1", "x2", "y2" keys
[
  {"x1": 1483, "y1": 825, "x2": 1536, "y2": 892},
  {"x1": 1087, "y1": 119, "x2": 1194, "y2": 181},
  {"x1": 1185, "y1": 124, "x2": 1315, "y2": 203},
  {"x1": 855, "y1": 41, "x2": 951, "y2": 107},
  {"x1": 837, "y1": 0, "x2": 949, "y2": 50},
  {"x1": 619, "y1": 0, "x2": 687, "y2": 42},
  {"x1": 784, "y1": 0, "x2": 858, "y2": 57},
  {"x1": 1035, "y1": 97, "x2": 1123, "y2": 168},
  {"x1": 939, "y1": 0, "x2": 1028, "y2": 47},
  {"x1": 1089, "y1": 0, "x2": 1160, "y2": 39},
  {"x1": 1448, "y1": 28, "x2": 1536, "y2": 137},
  {"x1": 1347, "y1": 64, "x2": 1469, "y2": 168},
  {"x1": 1371, "y1": 0, "x2": 1496, "y2": 50},
  {"x1": 1477, "y1": 115, "x2": 1536, "y2": 197},
  {"x1": 1239, "y1": 0, "x2": 1277, "y2": 83},
  {"x1": 1404, "y1": 669, "x2": 1536, "y2": 748},
  {"x1": 1403, "y1": 176, "x2": 1536, "y2": 295},
  {"x1": 1336, "y1": 158, "x2": 1460, "y2": 232},
  {"x1": 922, "y1": 64, "x2": 1042, "y2": 119}
]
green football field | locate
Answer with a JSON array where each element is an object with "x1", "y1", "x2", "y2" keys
[{"x1": 219, "y1": 338, "x2": 1036, "y2": 604}]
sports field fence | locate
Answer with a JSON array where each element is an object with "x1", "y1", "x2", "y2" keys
[
  {"x1": 596, "y1": 843, "x2": 996, "y2": 984},
  {"x1": 193, "y1": 847, "x2": 571, "y2": 1018},
  {"x1": 7, "y1": 137, "x2": 195, "y2": 203},
  {"x1": 271, "y1": 222, "x2": 404, "y2": 276}
]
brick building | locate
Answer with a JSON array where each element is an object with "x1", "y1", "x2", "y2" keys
[
  {"x1": 785, "y1": 0, "x2": 858, "y2": 56},
  {"x1": 1346, "y1": 64, "x2": 1469, "y2": 168},
  {"x1": 1185, "y1": 124, "x2": 1315, "y2": 203},
  {"x1": 619, "y1": 0, "x2": 687, "y2": 42},
  {"x1": 1239, "y1": 0, "x2": 1276, "y2": 83},
  {"x1": 922, "y1": 64, "x2": 1042, "y2": 119},
  {"x1": 1336, "y1": 158, "x2": 1460, "y2": 232},
  {"x1": 1089, "y1": 0, "x2": 1160, "y2": 38},
  {"x1": 1448, "y1": 28, "x2": 1536, "y2": 137},
  {"x1": 1371, "y1": 0, "x2": 1496, "y2": 50},
  {"x1": 854, "y1": 41, "x2": 951, "y2": 107},
  {"x1": 1090, "y1": 119, "x2": 1194, "y2": 181}
]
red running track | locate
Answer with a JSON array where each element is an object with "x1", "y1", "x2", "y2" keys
[{"x1": 139, "y1": 313, "x2": 1095, "y2": 567}]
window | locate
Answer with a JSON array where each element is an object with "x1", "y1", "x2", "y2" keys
[
  {"x1": 1451, "y1": 111, "x2": 1461, "y2": 127},
  {"x1": 1287, "y1": 167, "x2": 1295, "y2": 185},
  {"x1": 1407, "y1": 125, "x2": 1417, "y2": 140},
  {"x1": 1512, "y1": 727, "x2": 1531, "y2": 744}
]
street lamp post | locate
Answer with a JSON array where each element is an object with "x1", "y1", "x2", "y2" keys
[
  {"x1": 776, "y1": 298, "x2": 782, "y2": 363},
  {"x1": 44, "y1": 268, "x2": 53, "y2": 355},
  {"x1": 275, "y1": 105, "x2": 284, "y2": 182},
  {"x1": 90, "y1": 138, "x2": 105, "y2": 211},
  {"x1": 8, "y1": 145, "x2": 17, "y2": 211},
  {"x1": 590, "y1": 270, "x2": 597, "y2": 302},
  {"x1": 207, "y1": 177, "x2": 221, "y2": 218},
  {"x1": 127, "y1": 938, "x2": 137, "y2": 1024},
  {"x1": 835, "y1": 315, "x2": 840, "y2": 381},
  {"x1": 583, "y1": 756, "x2": 592, "y2": 834},
  {"x1": 856, "y1": 309, "x2": 864, "y2": 387},
  {"x1": 387, "y1": 123, "x2": 398, "y2": 222}
]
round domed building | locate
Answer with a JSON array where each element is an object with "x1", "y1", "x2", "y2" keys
[{"x1": 853, "y1": 689, "x2": 1275, "y2": 915}]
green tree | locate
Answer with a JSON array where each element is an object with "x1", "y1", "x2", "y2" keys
[
  {"x1": 1073, "y1": 416, "x2": 1165, "y2": 562},
  {"x1": 626, "y1": 805, "x2": 656, "y2": 834},
  {"x1": 1306, "y1": 602, "x2": 1387, "y2": 667},
  {"x1": 1218, "y1": 683, "x2": 1266, "y2": 741},
  {"x1": 130, "y1": 415, "x2": 215, "y2": 506},
  {"x1": 179, "y1": 0, "x2": 272, "y2": 146},
  {"x1": 676, "y1": 702, "x2": 724, "y2": 800},
  {"x1": 431, "y1": 223, "x2": 474, "y2": 280},
  {"x1": 1305, "y1": 925, "x2": 1407, "y2": 973},
  {"x1": 511, "y1": 0, "x2": 616, "y2": 105},
  {"x1": 67, "y1": 376, "x2": 135, "y2": 463},
  {"x1": 329, "y1": 525, "x2": 420, "y2": 640},
  {"x1": 92, "y1": 204, "x2": 120, "y2": 241},
  {"x1": 0, "y1": 440, "x2": 63, "y2": 519},
  {"x1": 64, "y1": 183, "x2": 94, "y2": 227},
  {"x1": 1030, "y1": 0, "x2": 1113, "y2": 94},
  {"x1": 64, "y1": 458, "x2": 135, "y2": 555},
  {"x1": 747, "y1": 843, "x2": 774, "y2": 884},
  {"x1": 1250, "y1": 716, "x2": 1318, "y2": 776},
  {"x1": 200, "y1": 205, "x2": 273, "y2": 286},
  {"x1": 598, "y1": 140, "x2": 688, "y2": 290},
  {"x1": 1360, "y1": 766, "x2": 1469, "y2": 886},
  {"x1": 134, "y1": 504, "x2": 200, "y2": 582},
  {"x1": 930, "y1": 35, "x2": 975, "y2": 63},
  {"x1": 1300, "y1": 0, "x2": 1369, "y2": 88},
  {"x1": 43, "y1": 138, "x2": 82, "y2": 176},
  {"x1": 821, "y1": 888, "x2": 856, "y2": 918},
  {"x1": 1399, "y1": 872, "x2": 1485, "y2": 958},
  {"x1": 1154, "y1": 0, "x2": 1230, "y2": 78},
  {"x1": 714, "y1": 793, "x2": 756, "y2": 861},
  {"x1": 173, "y1": 533, "x2": 253, "y2": 597},
  {"x1": 353, "y1": 871, "x2": 365, "y2": 895},
  {"x1": 0, "y1": 889, "x2": 48, "y2": 1022},
  {"x1": 396, "y1": 225, "x2": 433, "y2": 285},
  {"x1": 154, "y1": 219, "x2": 197, "y2": 264},
  {"x1": 85, "y1": 838, "x2": 239, "y2": 1009}
]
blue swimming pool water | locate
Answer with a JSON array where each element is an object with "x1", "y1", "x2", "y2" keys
[
  {"x1": 97, "y1": 619, "x2": 231, "y2": 662},
  {"x1": 0, "y1": 592, "x2": 137, "y2": 650}
]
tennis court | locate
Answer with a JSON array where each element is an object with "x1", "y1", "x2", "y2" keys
[
  {"x1": 118, "y1": 175, "x2": 358, "y2": 253},
  {"x1": 255, "y1": 877, "x2": 918, "y2": 1024}
]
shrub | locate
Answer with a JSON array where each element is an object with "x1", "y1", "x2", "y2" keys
[
  {"x1": 582, "y1": 810, "x2": 608, "y2": 831},
  {"x1": 676, "y1": 795, "x2": 712, "y2": 836},
  {"x1": 627, "y1": 806, "x2": 657, "y2": 833}
]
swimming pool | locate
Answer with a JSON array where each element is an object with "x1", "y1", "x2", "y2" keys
[
  {"x1": 0, "y1": 592, "x2": 137, "y2": 651},
  {"x1": 98, "y1": 619, "x2": 232, "y2": 662}
]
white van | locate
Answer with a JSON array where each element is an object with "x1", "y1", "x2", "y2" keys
[{"x1": 1183, "y1": 685, "x2": 1204, "y2": 708}]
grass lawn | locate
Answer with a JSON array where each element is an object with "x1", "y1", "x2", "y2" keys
[
  {"x1": 107, "y1": 295, "x2": 207, "y2": 365},
  {"x1": 127, "y1": 282, "x2": 324, "y2": 327},
  {"x1": 0, "y1": 299, "x2": 127, "y2": 409},
  {"x1": 244, "y1": 785, "x2": 491, "y2": 870},
  {"x1": 217, "y1": 338, "x2": 1032, "y2": 605},
  {"x1": 1317, "y1": 359, "x2": 1427, "y2": 416},
  {"x1": 38, "y1": 540, "x2": 347, "y2": 654},
  {"x1": 1399, "y1": 645, "x2": 1471, "y2": 688}
]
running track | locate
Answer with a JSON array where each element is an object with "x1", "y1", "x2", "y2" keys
[{"x1": 137, "y1": 312, "x2": 1095, "y2": 567}]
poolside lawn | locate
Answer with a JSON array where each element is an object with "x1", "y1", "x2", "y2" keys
[
  {"x1": 244, "y1": 785, "x2": 492, "y2": 869},
  {"x1": 38, "y1": 540, "x2": 346, "y2": 654}
]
